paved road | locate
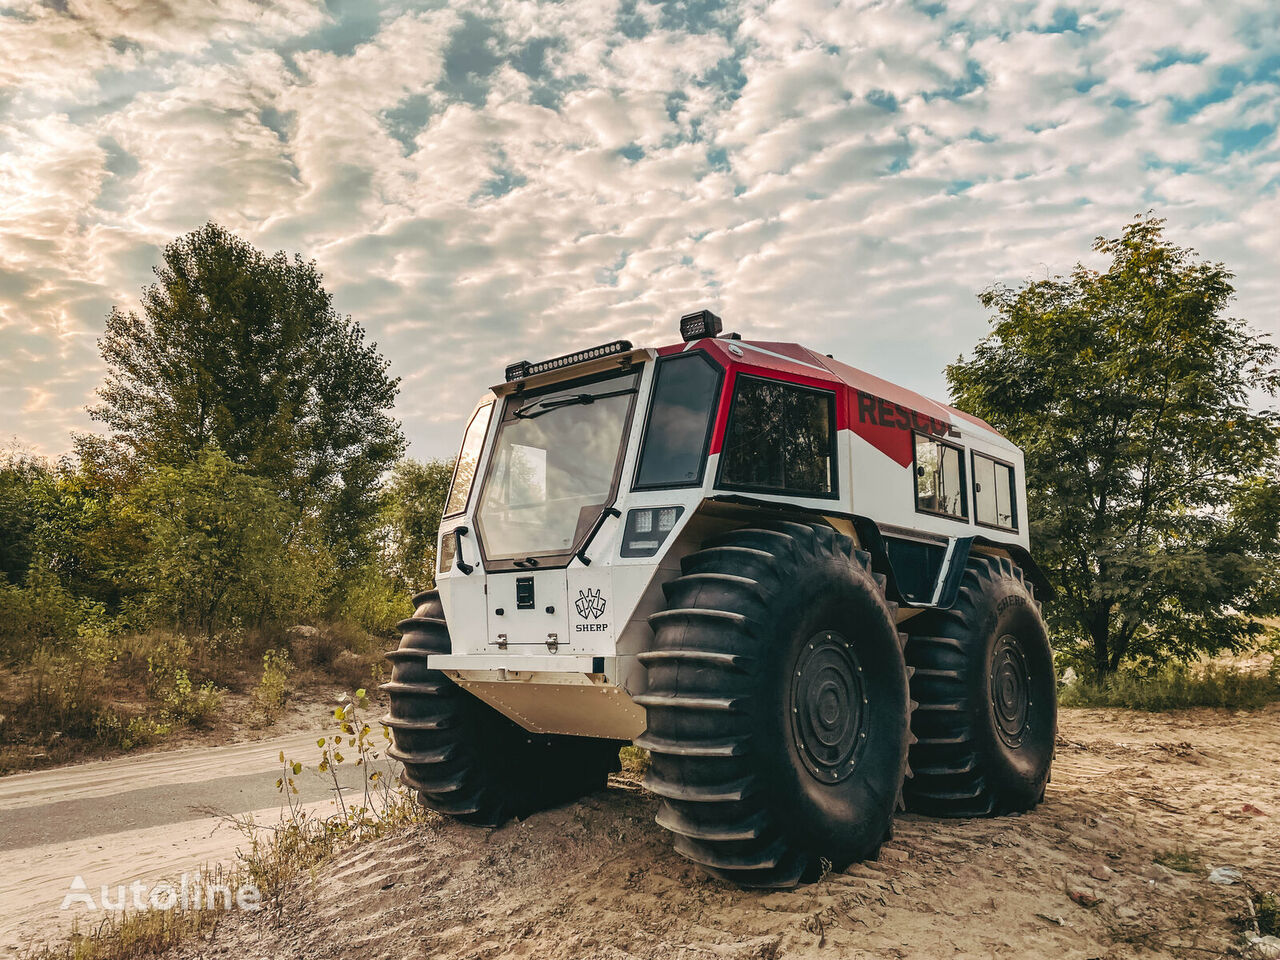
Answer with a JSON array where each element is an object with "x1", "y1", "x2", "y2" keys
[{"x1": 0, "y1": 732, "x2": 371, "y2": 952}]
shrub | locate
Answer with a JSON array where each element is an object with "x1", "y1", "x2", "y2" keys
[
  {"x1": 19, "y1": 647, "x2": 112, "y2": 741},
  {"x1": 334, "y1": 564, "x2": 410, "y2": 637},
  {"x1": 251, "y1": 649, "x2": 293, "y2": 727},
  {"x1": 0, "y1": 565, "x2": 104, "y2": 664},
  {"x1": 144, "y1": 633, "x2": 193, "y2": 700},
  {"x1": 125, "y1": 450, "x2": 317, "y2": 638},
  {"x1": 1061, "y1": 660, "x2": 1280, "y2": 711}
]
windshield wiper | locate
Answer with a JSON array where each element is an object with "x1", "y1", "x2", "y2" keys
[{"x1": 513, "y1": 387, "x2": 637, "y2": 420}]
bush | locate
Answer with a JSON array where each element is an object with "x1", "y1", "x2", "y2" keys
[
  {"x1": 1061, "y1": 660, "x2": 1280, "y2": 710},
  {"x1": 125, "y1": 450, "x2": 322, "y2": 638},
  {"x1": 334, "y1": 564, "x2": 410, "y2": 637},
  {"x1": 251, "y1": 649, "x2": 293, "y2": 727},
  {"x1": 0, "y1": 565, "x2": 104, "y2": 664},
  {"x1": 18, "y1": 647, "x2": 112, "y2": 741}
]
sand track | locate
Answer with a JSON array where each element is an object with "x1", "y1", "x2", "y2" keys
[{"x1": 164, "y1": 705, "x2": 1280, "y2": 960}]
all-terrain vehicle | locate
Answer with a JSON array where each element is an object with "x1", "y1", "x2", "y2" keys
[{"x1": 384, "y1": 311, "x2": 1057, "y2": 888}]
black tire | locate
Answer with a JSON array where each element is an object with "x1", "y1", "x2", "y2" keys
[
  {"x1": 636, "y1": 521, "x2": 912, "y2": 888},
  {"x1": 381, "y1": 589, "x2": 622, "y2": 825},
  {"x1": 904, "y1": 555, "x2": 1056, "y2": 817}
]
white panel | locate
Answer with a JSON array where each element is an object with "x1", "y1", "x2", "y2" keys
[
  {"x1": 564, "y1": 565, "x2": 616, "y2": 652},
  {"x1": 437, "y1": 569, "x2": 489, "y2": 654},
  {"x1": 485, "y1": 569, "x2": 569, "y2": 648}
]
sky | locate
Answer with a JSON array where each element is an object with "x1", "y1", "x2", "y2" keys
[{"x1": 1, "y1": 0, "x2": 1278, "y2": 463}]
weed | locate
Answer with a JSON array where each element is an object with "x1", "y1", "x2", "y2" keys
[
  {"x1": 1061, "y1": 661, "x2": 1280, "y2": 711},
  {"x1": 19, "y1": 898, "x2": 221, "y2": 960},
  {"x1": 1251, "y1": 889, "x2": 1279, "y2": 937},
  {"x1": 250, "y1": 648, "x2": 293, "y2": 727},
  {"x1": 619, "y1": 744, "x2": 651, "y2": 778},
  {"x1": 1154, "y1": 847, "x2": 1203, "y2": 873},
  {"x1": 21, "y1": 691, "x2": 425, "y2": 959},
  {"x1": 236, "y1": 688, "x2": 426, "y2": 902}
]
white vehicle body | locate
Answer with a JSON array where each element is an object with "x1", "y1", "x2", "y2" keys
[{"x1": 428, "y1": 329, "x2": 1043, "y2": 741}]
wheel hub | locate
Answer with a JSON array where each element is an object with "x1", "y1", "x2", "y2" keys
[
  {"x1": 990, "y1": 634, "x2": 1032, "y2": 747},
  {"x1": 790, "y1": 631, "x2": 868, "y2": 784}
]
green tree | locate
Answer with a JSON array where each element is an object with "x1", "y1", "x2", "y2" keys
[
  {"x1": 92, "y1": 223, "x2": 404, "y2": 566},
  {"x1": 948, "y1": 215, "x2": 1280, "y2": 676},
  {"x1": 381, "y1": 458, "x2": 455, "y2": 592},
  {"x1": 0, "y1": 448, "x2": 49, "y2": 585},
  {"x1": 126, "y1": 448, "x2": 325, "y2": 637}
]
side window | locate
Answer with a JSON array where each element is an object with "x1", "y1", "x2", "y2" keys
[
  {"x1": 719, "y1": 376, "x2": 836, "y2": 496},
  {"x1": 973, "y1": 452, "x2": 1017, "y2": 531},
  {"x1": 914, "y1": 433, "x2": 966, "y2": 519},
  {"x1": 443, "y1": 400, "x2": 494, "y2": 517},
  {"x1": 635, "y1": 353, "x2": 722, "y2": 488}
]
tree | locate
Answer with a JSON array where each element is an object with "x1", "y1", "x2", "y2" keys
[
  {"x1": 381, "y1": 458, "x2": 455, "y2": 592},
  {"x1": 125, "y1": 448, "x2": 325, "y2": 638},
  {"x1": 948, "y1": 215, "x2": 1280, "y2": 676},
  {"x1": 92, "y1": 223, "x2": 404, "y2": 566},
  {"x1": 0, "y1": 447, "x2": 49, "y2": 586}
]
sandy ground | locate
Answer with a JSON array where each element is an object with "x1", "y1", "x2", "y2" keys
[
  {"x1": 1, "y1": 723, "x2": 367, "y2": 952},
  {"x1": 133, "y1": 704, "x2": 1280, "y2": 960}
]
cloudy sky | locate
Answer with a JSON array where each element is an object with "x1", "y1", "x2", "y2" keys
[{"x1": 1, "y1": 0, "x2": 1278, "y2": 462}]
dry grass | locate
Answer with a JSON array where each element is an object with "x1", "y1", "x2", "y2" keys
[{"x1": 19, "y1": 691, "x2": 426, "y2": 960}]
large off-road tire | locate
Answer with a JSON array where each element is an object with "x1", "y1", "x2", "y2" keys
[
  {"x1": 904, "y1": 555, "x2": 1056, "y2": 817},
  {"x1": 636, "y1": 521, "x2": 912, "y2": 888},
  {"x1": 381, "y1": 589, "x2": 621, "y2": 825}
]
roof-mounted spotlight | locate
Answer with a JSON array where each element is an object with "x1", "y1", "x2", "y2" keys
[{"x1": 680, "y1": 309, "x2": 723, "y2": 342}]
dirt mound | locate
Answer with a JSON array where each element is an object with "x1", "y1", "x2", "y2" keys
[{"x1": 173, "y1": 706, "x2": 1280, "y2": 959}]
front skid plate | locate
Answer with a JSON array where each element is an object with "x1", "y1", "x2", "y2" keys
[{"x1": 439, "y1": 662, "x2": 647, "y2": 740}]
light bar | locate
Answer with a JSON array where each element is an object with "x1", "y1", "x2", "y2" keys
[
  {"x1": 680, "y1": 309, "x2": 722, "y2": 342},
  {"x1": 505, "y1": 339, "x2": 634, "y2": 382}
]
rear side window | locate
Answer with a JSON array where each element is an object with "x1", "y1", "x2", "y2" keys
[
  {"x1": 914, "y1": 433, "x2": 966, "y2": 520},
  {"x1": 718, "y1": 376, "x2": 836, "y2": 496},
  {"x1": 635, "y1": 353, "x2": 722, "y2": 488},
  {"x1": 973, "y1": 452, "x2": 1017, "y2": 530}
]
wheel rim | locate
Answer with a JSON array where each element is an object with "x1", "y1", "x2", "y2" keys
[
  {"x1": 790, "y1": 631, "x2": 868, "y2": 784},
  {"x1": 989, "y1": 634, "x2": 1032, "y2": 747}
]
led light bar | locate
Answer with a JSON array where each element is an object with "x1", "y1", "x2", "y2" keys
[
  {"x1": 505, "y1": 339, "x2": 634, "y2": 382},
  {"x1": 679, "y1": 309, "x2": 722, "y2": 342}
]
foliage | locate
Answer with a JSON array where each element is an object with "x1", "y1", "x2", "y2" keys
[
  {"x1": 91, "y1": 222, "x2": 404, "y2": 566},
  {"x1": 144, "y1": 634, "x2": 222, "y2": 727},
  {"x1": 124, "y1": 449, "x2": 322, "y2": 638},
  {"x1": 948, "y1": 215, "x2": 1280, "y2": 675},
  {"x1": 332, "y1": 563, "x2": 412, "y2": 637},
  {"x1": 1250, "y1": 889, "x2": 1279, "y2": 938},
  {"x1": 243, "y1": 689, "x2": 425, "y2": 901},
  {"x1": 1060, "y1": 659, "x2": 1280, "y2": 710},
  {"x1": 0, "y1": 447, "x2": 49, "y2": 584},
  {"x1": 380, "y1": 457, "x2": 454, "y2": 593},
  {"x1": 0, "y1": 565, "x2": 105, "y2": 664},
  {"x1": 251, "y1": 648, "x2": 294, "y2": 727}
]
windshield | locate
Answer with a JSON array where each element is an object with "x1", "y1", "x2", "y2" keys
[{"x1": 476, "y1": 367, "x2": 641, "y2": 562}]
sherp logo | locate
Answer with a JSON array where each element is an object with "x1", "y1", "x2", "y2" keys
[{"x1": 575, "y1": 588, "x2": 606, "y2": 620}]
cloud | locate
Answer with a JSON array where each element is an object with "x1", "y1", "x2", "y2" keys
[{"x1": 1, "y1": 0, "x2": 1278, "y2": 461}]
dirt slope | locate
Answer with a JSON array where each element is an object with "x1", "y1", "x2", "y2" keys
[{"x1": 171, "y1": 705, "x2": 1280, "y2": 960}]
